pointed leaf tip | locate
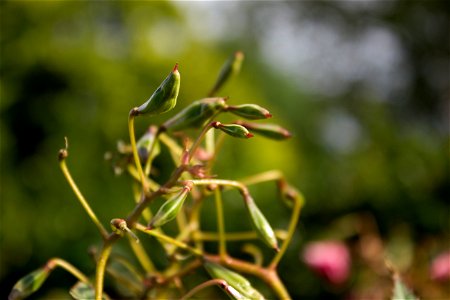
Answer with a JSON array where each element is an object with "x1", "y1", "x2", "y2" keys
[{"x1": 173, "y1": 63, "x2": 179, "y2": 72}]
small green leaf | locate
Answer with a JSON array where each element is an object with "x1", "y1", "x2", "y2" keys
[
  {"x1": 204, "y1": 261, "x2": 265, "y2": 300},
  {"x1": 136, "y1": 64, "x2": 180, "y2": 116},
  {"x1": 214, "y1": 122, "x2": 254, "y2": 139},
  {"x1": 9, "y1": 267, "x2": 50, "y2": 300},
  {"x1": 70, "y1": 281, "x2": 110, "y2": 300},
  {"x1": 245, "y1": 196, "x2": 279, "y2": 251},
  {"x1": 227, "y1": 104, "x2": 272, "y2": 120},
  {"x1": 162, "y1": 97, "x2": 227, "y2": 131}
]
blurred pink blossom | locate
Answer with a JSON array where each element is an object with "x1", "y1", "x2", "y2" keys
[
  {"x1": 302, "y1": 240, "x2": 351, "y2": 285},
  {"x1": 430, "y1": 251, "x2": 450, "y2": 282}
]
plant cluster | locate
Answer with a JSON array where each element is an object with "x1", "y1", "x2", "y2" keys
[{"x1": 9, "y1": 52, "x2": 304, "y2": 300}]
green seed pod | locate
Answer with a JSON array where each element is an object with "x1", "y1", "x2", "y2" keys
[
  {"x1": 245, "y1": 196, "x2": 279, "y2": 251},
  {"x1": 9, "y1": 267, "x2": 51, "y2": 300},
  {"x1": 162, "y1": 97, "x2": 227, "y2": 131},
  {"x1": 236, "y1": 122, "x2": 292, "y2": 140},
  {"x1": 204, "y1": 261, "x2": 265, "y2": 300},
  {"x1": 148, "y1": 182, "x2": 193, "y2": 229},
  {"x1": 136, "y1": 64, "x2": 180, "y2": 116},
  {"x1": 226, "y1": 104, "x2": 272, "y2": 120},
  {"x1": 213, "y1": 122, "x2": 254, "y2": 139},
  {"x1": 70, "y1": 281, "x2": 110, "y2": 300},
  {"x1": 209, "y1": 51, "x2": 244, "y2": 96},
  {"x1": 136, "y1": 126, "x2": 160, "y2": 164}
]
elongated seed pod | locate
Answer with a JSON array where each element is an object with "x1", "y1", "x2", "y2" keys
[
  {"x1": 162, "y1": 97, "x2": 227, "y2": 131},
  {"x1": 148, "y1": 182, "x2": 193, "y2": 229},
  {"x1": 236, "y1": 121, "x2": 292, "y2": 140},
  {"x1": 226, "y1": 104, "x2": 272, "y2": 120},
  {"x1": 209, "y1": 51, "x2": 244, "y2": 96},
  {"x1": 213, "y1": 122, "x2": 254, "y2": 139},
  {"x1": 204, "y1": 261, "x2": 265, "y2": 300},
  {"x1": 9, "y1": 266, "x2": 51, "y2": 300},
  {"x1": 136, "y1": 126, "x2": 160, "y2": 164},
  {"x1": 136, "y1": 64, "x2": 180, "y2": 116},
  {"x1": 245, "y1": 196, "x2": 279, "y2": 251}
]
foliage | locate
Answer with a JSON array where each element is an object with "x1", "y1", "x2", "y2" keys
[{"x1": 9, "y1": 53, "x2": 304, "y2": 300}]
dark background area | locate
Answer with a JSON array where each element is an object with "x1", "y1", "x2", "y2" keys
[{"x1": 1, "y1": 1, "x2": 448, "y2": 299}]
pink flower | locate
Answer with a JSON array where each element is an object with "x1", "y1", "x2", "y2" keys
[
  {"x1": 430, "y1": 251, "x2": 450, "y2": 282},
  {"x1": 302, "y1": 241, "x2": 351, "y2": 285}
]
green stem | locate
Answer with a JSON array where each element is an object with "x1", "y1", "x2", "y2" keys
[
  {"x1": 269, "y1": 191, "x2": 304, "y2": 269},
  {"x1": 214, "y1": 188, "x2": 227, "y2": 260},
  {"x1": 95, "y1": 237, "x2": 116, "y2": 300},
  {"x1": 188, "y1": 122, "x2": 215, "y2": 161},
  {"x1": 239, "y1": 170, "x2": 284, "y2": 186},
  {"x1": 135, "y1": 223, "x2": 203, "y2": 256},
  {"x1": 59, "y1": 159, "x2": 108, "y2": 239},
  {"x1": 190, "y1": 179, "x2": 248, "y2": 195},
  {"x1": 127, "y1": 235, "x2": 156, "y2": 274},
  {"x1": 128, "y1": 109, "x2": 148, "y2": 192},
  {"x1": 194, "y1": 230, "x2": 288, "y2": 242},
  {"x1": 47, "y1": 258, "x2": 90, "y2": 283}
]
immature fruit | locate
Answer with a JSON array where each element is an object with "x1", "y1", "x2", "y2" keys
[
  {"x1": 162, "y1": 97, "x2": 227, "y2": 131},
  {"x1": 226, "y1": 104, "x2": 272, "y2": 120},
  {"x1": 9, "y1": 267, "x2": 51, "y2": 300},
  {"x1": 245, "y1": 195, "x2": 279, "y2": 251},
  {"x1": 148, "y1": 182, "x2": 193, "y2": 228},
  {"x1": 204, "y1": 261, "x2": 265, "y2": 300},
  {"x1": 136, "y1": 64, "x2": 180, "y2": 116},
  {"x1": 136, "y1": 126, "x2": 160, "y2": 164},
  {"x1": 213, "y1": 122, "x2": 254, "y2": 139},
  {"x1": 236, "y1": 121, "x2": 292, "y2": 140},
  {"x1": 209, "y1": 51, "x2": 244, "y2": 96}
]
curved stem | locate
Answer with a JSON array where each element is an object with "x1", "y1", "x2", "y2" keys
[
  {"x1": 59, "y1": 159, "x2": 108, "y2": 239},
  {"x1": 181, "y1": 279, "x2": 227, "y2": 300},
  {"x1": 128, "y1": 110, "x2": 148, "y2": 192},
  {"x1": 269, "y1": 191, "x2": 304, "y2": 269},
  {"x1": 47, "y1": 258, "x2": 90, "y2": 283}
]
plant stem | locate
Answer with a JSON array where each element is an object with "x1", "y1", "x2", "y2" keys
[
  {"x1": 269, "y1": 191, "x2": 304, "y2": 269},
  {"x1": 188, "y1": 122, "x2": 215, "y2": 161},
  {"x1": 205, "y1": 254, "x2": 291, "y2": 300},
  {"x1": 127, "y1": 235, "x2": 156, "y2": 274},
  {"x1": 239, "y1": 170, "x2": 284, "y2": 186},
  {"x1": 95, "y1": 237, "x2": 116, "y2": 300},
  {"x1": 214, "y1": 188, "x2": 227, "y2": 260},
  {"x1": 181, "y1": 279, "x2": 227, "y2": 300},
  {"x1": 47, "y1": 258, "x2": 90, "y2": 283},
  {"x1": 190, "y1": 179, "x2": 248, "y2": 195},
  {"x1": 59, "y1": 159, "x2": 108, "y2": 239},
  {"x1": 194, "y1": 230, "x2": 288, "y2": 242},
  {"x1": 128, "y1": 109, "x2": 148, "y2": 192},
  {"x1": 135, "y1": 223, "x2": 202, "y2": 256}
]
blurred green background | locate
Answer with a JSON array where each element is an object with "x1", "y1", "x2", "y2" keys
[{"x1": 1, "y1": 1, "x2": 448, "y2": 299}]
